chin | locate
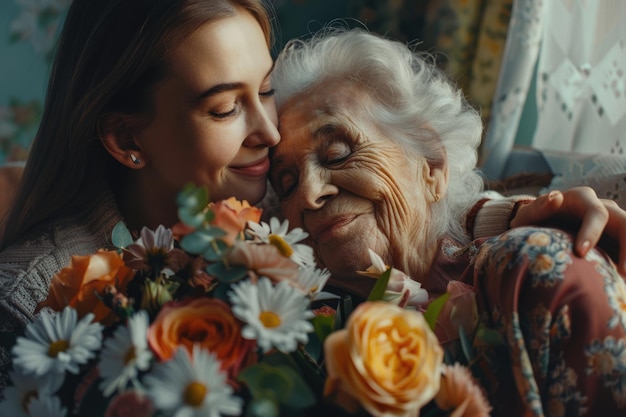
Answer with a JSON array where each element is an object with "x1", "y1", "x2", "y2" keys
[
  {"x1": 235, "y1": 182, "x2": 267, "y2": 205},
  {"x1": 318, "y1": 246, "x2": 369, "y2": 278}
]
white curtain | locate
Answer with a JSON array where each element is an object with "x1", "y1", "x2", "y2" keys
[{"x1": 481, "y1": 0, "x2": 626, "y2": 205}]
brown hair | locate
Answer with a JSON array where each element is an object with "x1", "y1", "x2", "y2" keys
[{"x1": 0, "y1": 0, "x2": 273, "y2": 249}]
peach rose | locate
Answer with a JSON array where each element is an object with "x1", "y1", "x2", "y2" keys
[
  {"x1": 38, "y1": 249, "x2": 135, "y2": 325},
  {"x1": 324, "y1": 301, "x2": 443, "y2": 417},
  {"x1": 435, "y1": 363, "x2": 491, "y2": 417},
  {"x1": 210, "y1": 197, "x2": 262, "y2": 244},
  {"x1": 147, "y1": 297, "x2": 257, "y2": 380},
  {"x1": 223, "y1": 241, "x2": 299, "y2": 284}
]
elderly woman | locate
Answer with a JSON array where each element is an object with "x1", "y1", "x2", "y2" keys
[{"x1": 269, "y1": 29, "x2": 626, "y2": 416}]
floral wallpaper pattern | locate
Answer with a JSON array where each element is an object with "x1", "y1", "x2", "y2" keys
[{"x1": 1, "y1": 0, "x2": 69, "y2": 164}]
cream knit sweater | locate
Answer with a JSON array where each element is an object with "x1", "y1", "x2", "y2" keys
[{"x1": 0, "y1": 189, "x2": 122, "y2": 393}]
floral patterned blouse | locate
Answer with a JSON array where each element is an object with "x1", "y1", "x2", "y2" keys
[{"x1": 432, "y1": 226, "x2": 626, "y2": 417}]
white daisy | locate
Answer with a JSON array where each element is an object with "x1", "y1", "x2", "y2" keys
[
  {"x1": 98, "y1": 310, "x2": 153, "y2": 397},
  {"x1": 143, "y1": 345, "x2": 242, "y2": 417},
  {"x1": 27, "y1": 395, "x2": 67, "y2": 417},
  {"x1": 296, "y1": 265, "x2": 331, "y2": 298},
  {"x1": 12, "y1": 306, "x2": 103, "y2": 377},
  {"x1": 246, "y1": 218, "x2": 315, "y2": 267},
  {"x1": 229, "y1": 277, "x2": 315, "y2": 353},
  {"x1": 0, "y1": 369, "x2": 62, "y2": 417}
]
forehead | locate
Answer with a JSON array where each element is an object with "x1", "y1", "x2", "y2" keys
[
  {"x1": 165, "y1": 10, "x2": 271, "y2": 87},
  {"x1": 278, "y1": 81, "x2": 370, "y2": 141}
]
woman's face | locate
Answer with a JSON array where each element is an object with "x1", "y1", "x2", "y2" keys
[
  {"x1": 135, "y1": 9, "x2": 279, "y2": 205},
  {"x1": 270, "y1": 81, "x2": 443, "y2": 282}
]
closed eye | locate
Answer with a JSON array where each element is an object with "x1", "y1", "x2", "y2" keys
[{"x1": 259, "y1": 88, "x2": 275, "y2": 97}]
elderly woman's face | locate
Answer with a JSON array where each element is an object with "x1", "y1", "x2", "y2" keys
[{"x1": 270, "y1": 81, "x2": 443, "y2": 280}]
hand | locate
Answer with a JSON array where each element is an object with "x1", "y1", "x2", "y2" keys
[{"x1": 511, "y1": 186, "x2": 626, "y2": 276}]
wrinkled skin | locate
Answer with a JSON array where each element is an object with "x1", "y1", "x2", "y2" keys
[{"x1": 270, "y1": 81, "x2": 447, "y2": 295}]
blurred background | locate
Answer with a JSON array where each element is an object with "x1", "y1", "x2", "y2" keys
[
  {"x1": 0, "y1": 0, "x2": 511, "y2": 165},
  {"x1": 1, "y1": 0, "x2": 624, "y2": 212}
]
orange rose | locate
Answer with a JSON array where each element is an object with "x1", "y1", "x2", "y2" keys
[
  {"x1": 147, "y1": 297, "x2": 257, "y2": 380},
  {"x1": 324, "y1": 301, "x2": 443, "y2": 417},
  {"x1": 210, "y1": 197, "x2": 262, "y2": 244},
  {"x1": 38, "y1": 249, "x2": 135, "y2": 325}
]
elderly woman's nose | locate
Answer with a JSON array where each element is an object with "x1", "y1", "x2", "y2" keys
[{"x1": 298, "y1": 169, "x2": 336, "y2": 209}]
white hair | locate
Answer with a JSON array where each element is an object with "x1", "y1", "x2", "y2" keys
[{"x1": 272, "y1": 28, "x2": 485, "y2": 243}]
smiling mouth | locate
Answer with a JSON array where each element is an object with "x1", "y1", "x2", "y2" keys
[
  {"x1": 229, "y1": 157, "x2": 270, "y2": 177},
  {"x1": 311, "y1": 214, "x2": 358, "y2": 243}
]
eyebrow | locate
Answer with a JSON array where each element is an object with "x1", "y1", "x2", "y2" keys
[
  {"x1": 312, "y1": 123, "x2": 338, "y2": 139},
  {"x1": 196, "y1": 64, "x2": 275, "y2": 101}
]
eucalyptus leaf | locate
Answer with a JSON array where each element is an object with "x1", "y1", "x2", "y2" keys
[
  {"x1": 205, "y1": 262, "x2": 248, "y2": 283},
  {"x1": 367, "y1": 267, "x2": 392, "y2": 302},
  {"x1": 177, "y1": 207, "x2": 206, "y2": 229},
  {"x1": 176, "y1": 182, "x2": 208, "y2": 211},
  {"x1": 423, "y1": 292, "x2": 450, "y2": 331},
  {"x1": 202, "y1": 238, "x2": 230, "y2": 262},
  {"x1": 111, "y1": 221, "x2": 134, "y2": 250},
  {"x1": 180, "y1": 227, "x2": 225, "y2": 255}
]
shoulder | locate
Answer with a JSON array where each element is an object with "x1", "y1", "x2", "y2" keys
[{"x1": 0, "y1": 200, "x2": 121, "y2": 325}]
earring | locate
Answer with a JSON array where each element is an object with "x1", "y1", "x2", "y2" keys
[{"x1": 129, "y1": 154, "x2": 141, "y2": 165}]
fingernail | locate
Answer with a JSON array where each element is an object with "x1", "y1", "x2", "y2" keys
[{"x1": 580, "y1": 240, "x2": 591, "y2": 254}]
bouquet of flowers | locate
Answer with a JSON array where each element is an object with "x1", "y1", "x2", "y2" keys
[{"x1": 1, "y1": 184, "x2": 492, "y2": 417}]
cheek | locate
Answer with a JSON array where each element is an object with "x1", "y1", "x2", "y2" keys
[{"x1": 280, "y1": 201, "x2": 302, "y2": 228}]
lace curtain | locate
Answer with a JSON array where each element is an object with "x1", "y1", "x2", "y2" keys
[{"x1": 481, "y1": 0, "x2": 626, "y2": 206}]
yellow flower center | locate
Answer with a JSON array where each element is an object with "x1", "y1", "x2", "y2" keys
[
  {"x1": 259, "y1": 311, "x2": 282, "y2": 328},
  {"x1": 269, "y1": 234, "x2": 293, "y2": 257},
  {"x1": 48, "y1": 340, "x2": 69, "y2": 357},
  {"x1": 183, "y1": 381, "x2": 207, "y2": 407},
  {"x1": 124, "y1": 346, "x2": 136, "y2": 365}
]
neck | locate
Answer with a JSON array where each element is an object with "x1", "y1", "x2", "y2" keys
[{"x1": 116, "y1": 173, "x2": 179, "y2": 233}]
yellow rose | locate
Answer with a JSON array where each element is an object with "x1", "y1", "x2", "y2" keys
[
  {"x1": 38, "y1": 249, "x2": 135, "y2": 325},
  {"x1": 324, "y1": 301, "x2": 444, "y2": 417}
]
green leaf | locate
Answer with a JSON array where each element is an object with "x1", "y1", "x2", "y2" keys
[
  {"x1": 459, "y1": 325, "x2": 476, "y2": 363},
  {"x1": 476, "y1": 322, "x2": 505, "y2": 346},
  {"x1": 176, "y1": 183, "x2": 211, "y2": 227},
  {"x1": 202, "y1": 238, "x2": 230, "y2": 262},
  {"x1": 205, "y1": 262, "x2": 248, "y2": 283},
  {"x1": 423, "y1": 292, "x2": 450, "y2": 331},
  {"x1": 312, "y1": 314, "x2": 335, "y2": 343},
  {"x1": 111, "y1": 221, "x2": 134, "y2": 250},
  {"x1": 367, "y1": 267, "x2": 392, "y2": 302},
  {"x1": 333, "y1": 295, "x2": 353, "y2": 331},
  {"x1": 238, "y1": 360, "x2": 316, "y2": 410},
  {"x1": 180, "y1": 226, "x2": 226, "y2": 255}
]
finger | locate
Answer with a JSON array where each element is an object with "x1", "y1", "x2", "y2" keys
[
  {"x1": 510, "y1": 191, "x2": 563, "y2": 228},
  {"x1": 603, "y1": 200, "x2": 626, "y2": 276}
]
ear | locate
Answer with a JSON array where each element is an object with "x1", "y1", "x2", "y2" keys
[
  {"x1": 98, "y1": 114, "x2": 146, "y2": 169},
  {"x1": 421, "y1": 158, "x2": 449, "y2": 203}
]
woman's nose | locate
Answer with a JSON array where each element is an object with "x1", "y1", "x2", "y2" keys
[{"x1": 244, "y1": 101, "x2": 280, "y2": 148}]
